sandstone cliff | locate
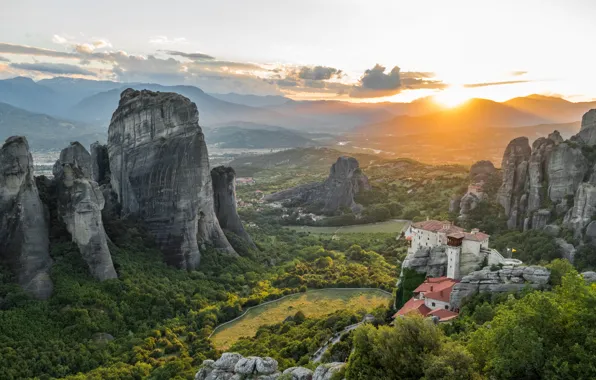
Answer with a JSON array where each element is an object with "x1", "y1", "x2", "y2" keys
[
  {"x1": 265, "y1": 156, "x2": 371, "y2": 214},
  {"x1": 53, "y1": 142, "x2": 117, "y2": 280},
  {"x1": 195, "y1": 353, "x2": 344, "y2": 380},
  {"x1": 107, "y1": 89, "x2": 234, "y2": 269},
  {"x1": 211, "y1": 166, "x2": 256, "y2": 250},
  {"x1": 0, "y1": 136, "x2": 53, "y2": 299}
]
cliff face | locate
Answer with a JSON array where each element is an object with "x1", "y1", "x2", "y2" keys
[
  {"x1": 264, "y1": 156, "x2": 371, "y2": 214},
  {"x1": 211, "y1": 166, "x2": 256, "y2": 250},
  {"x1": 107, "y1": 89, "x2": 234, "y2": 270},
  {"x1": 53, "y1": 142, "x2": 117, "y2": 281},
  {"x1": 0, "y1": 136, "x2": 53, "y2": 299},
  {"x1": 497, "y1": 136, "x2": 532, "y2": 229}
]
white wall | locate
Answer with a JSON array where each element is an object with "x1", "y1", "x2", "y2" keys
[
  {"x1": 462, "y1": 239, "x2": 481, "y2": 256},
  {"x1": 424, "y1": 297, "x2": 450, "y2": 310}
]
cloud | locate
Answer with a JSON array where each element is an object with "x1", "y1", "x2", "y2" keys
[
  {"x1": 0, "y1": 42, "x2": 77, "y2": 58},
  {"x1": 463, "y1": 80, "x2": 530, "y2": 88},
  {"x1": 511, "y1": 71, "x2": 527, "y2": 76},
  {"x1": 163, "y1": 50, "x2": 215, "y2": 60},
  {"x1": 0, "y1": 55, "x2": 9, "y2": 62},
  {"x1": 52, "y1": 34, "x2": 68, "y2": 45},
  {"x1": 298, "y1": 66, "x2": 342, "y2": 80},
  {"x1": 149, "y1": 36, "x2": 188, "y2": 45},
  {"x1": 10, "y1": 62, "x2": 96, "y2": 76},
  {"x1": 350, "y1": 64, "x2": 445, "y2": 98}
]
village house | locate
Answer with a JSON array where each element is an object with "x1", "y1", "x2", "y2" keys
[{"x1": 393, "y1": 276, "x2": 459, "y2": 323}]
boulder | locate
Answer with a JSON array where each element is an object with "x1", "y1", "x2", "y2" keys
[
  {"x1": 0, "y1": 136, "x2": 53, "y2": 299},
  {"x1": 543, "y1": 224, "x2": 561, "y2": 237},
  {"x1": 195, "y1": 360, "x2": 215, "y2": 380},
  {"x1": 582, "y1": 271, "x2": 596, "y2": 284},
  {"x1": 211, "y1": 166, "x2": 256, "y2": 250},
  {"x1": 107, "y1": 89, "x2": 235, "y2": 270},
  {"x1": 283, "y1": 367, "x2": 314, "y2": 380},
  {"x1": 213, "y1": 353, "x2": 244, "y2": 372},
  {"x1": 312, "y1": 363, "x2": 345, "y2": 380},
  {"x1": 555, "y1": 238, "x2": 576, "y2": 262},
  {"x1": 255, "y1": 357, "x2": 278, "y2": 375},
  {"x1": 234, "y1": 357, "x2": 258, "y2": 375},
  {"x1": 265, "y1": 156, "x2": 370, "y2": 214},
  {"x1": 53, "y1": 142, "x2": 117, "y2": 281}
]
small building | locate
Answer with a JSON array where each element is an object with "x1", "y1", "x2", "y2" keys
[{"x1": 393, "y1": 276, "x2": 460, "y2": 323}]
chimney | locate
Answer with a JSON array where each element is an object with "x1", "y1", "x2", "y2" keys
[{"x1": 471, "y1": 228, "x2": 479, "y2": 234}]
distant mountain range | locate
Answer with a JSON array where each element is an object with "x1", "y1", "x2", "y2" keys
[
  {"x1": 0, "y1": 102, "x2": 104, "y2": 150},
  {"x1": 1, "y1": 76, "x2": 595, "y2": 155}
]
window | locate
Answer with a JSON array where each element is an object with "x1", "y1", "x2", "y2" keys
[
  {"x1": 432, "y1": 302, "x2": 436, "y2": 307},
  {"x1": 445, "y1": 305, "x2": 449, "y2": 309}
]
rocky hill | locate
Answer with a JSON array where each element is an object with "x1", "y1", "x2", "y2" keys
[
  {"x1": 265, "y1": 156, "x2": 371, "y2": 214},
  {"x1": 195, "y1": 353, "x2": 345, "y2": 380}
]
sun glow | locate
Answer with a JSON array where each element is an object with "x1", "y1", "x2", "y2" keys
[{"x1": 432, "y1": 86, "x2": 471, "y2": 108}]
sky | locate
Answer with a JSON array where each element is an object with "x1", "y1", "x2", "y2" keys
[{"x1": 1, "y1": 0, "x2": 596, "y2": 103}]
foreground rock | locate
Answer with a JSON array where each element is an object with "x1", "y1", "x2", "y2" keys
[
  {"x1": 450, "y1": 265, "x2": 550, "y2": 308},
  {"x1": 53, "y1": 142, "x2": 117, "y2": 280},
  {"x1": 265, "y1": 156, "x2": 371, "y2": 214},
  {"x1": 195, "y1": 354, "x2": 345, "y2": 380},
  {"x1": 211, "y1": 166, "x2": 256, "y2": 250},
  {"x1": 0, "y1": 136, "x2": 53, "y2": 299},
  {"x1": 107, "y1": 89, "x2": 235, "y2": 269}
]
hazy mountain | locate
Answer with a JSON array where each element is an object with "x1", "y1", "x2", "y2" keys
[
  {"x1": 0, "y1": 77, "x2": 60, "y2": 115},
  {"x1": 38, "y1": 77, "x2": 125, "y2": 107},
  {"x1": 0, "y1": 102, "x2": 104, "y2": 150},
  {"x1": 504, "y1": 94, "x2": 596, "y2": 123},
  {"x1": 204, "y1": 126, "x2": 319, "y2": 149},
  {"x1": 360, "y1": 98, "x2": 552, "y2": 136},
  {"x1": 208, "y1": 92, "x2": 292, "y2": 107}
]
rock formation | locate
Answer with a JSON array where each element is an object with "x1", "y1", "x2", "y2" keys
[
  {"x1": 401, "y1": 246, "x2": 448, "y2": 278},
  {"x1": 90, "y1": 142, "x2": 110, "y2": 184},
  {"x1": 53, "y1": 142, "x2": 117, "y2": 281},
  {"x1": 497, "y1": 136, "x2": 532, "y2": 229},
  {"x1": 451, "y1": 160, "x2": 496, "y2": 218},
  {"x1": 211, "y1": 166, "x2": 256, "y2": 250},
  {"x1": 195, "y1": 353, "x2": 344, "y2": 380},
  {"x1": 107, "y1": 89, "x2": 234, "y2": 270},
  {"x1": 265, "y1": 156, "x2": 371, "y2": 214},
  {"x1": 563, "y1": 183, "x2": 596, "y2": 238},
  {"x1": 469, "y1": 160, "x2": 496, "y2": 182},
  {"x1": 577, "y1": 109, "x2": 596, "y2": 145},
  {"x1": 0, "y1": 136, "x2": 53, "y2": 299},
  {"x1": 450, "y1": 265, "x2": 550, "y2": 308}
]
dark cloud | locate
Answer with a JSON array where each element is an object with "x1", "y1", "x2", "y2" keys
[
  {"x1": 350, "y1": 64, "x2": 445, "y2": 98},
  {"x1": 0, "y1": 42, "x2": 77, "y2": 58},
  {"x1": 298, "y1": 66, "x2": 342, "y2": 80},
  {"x1": 511, "y1": 71, "x2": 527, "y2": 76},
  {"x1": 463, "y1": 80, "x2": 530, "y2": 88},
  {"x1": 0, "y1": 55, "x2": 9, "y2": 62},
  {"x1": 273, "y1": 78, "x2": 298, "y2": 87},
  {"x1": 10, "y1": 62, "x2": 96, "y2": 76},
  {"x1": 162, "y1": 50, "x2": 215, "y2": 60}
]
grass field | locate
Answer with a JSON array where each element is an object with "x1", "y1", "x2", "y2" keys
[
  {"x1": 211, "y1": 288, "x2": 392, "y2": 350},
  {"x1": 286, "y1": 219, "x2": 408, "y2": 235}
]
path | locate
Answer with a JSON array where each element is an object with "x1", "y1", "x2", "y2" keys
[{"x1": 311, "y1": 322, "x2": 363, "y2": 363}]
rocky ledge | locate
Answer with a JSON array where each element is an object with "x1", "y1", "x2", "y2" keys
[
  {"x1": 195, "y1": 353, "x2": 345, "y2": 380},
  {"x1": 450, "y1": 265, "x2": 550, "y2": 308}
]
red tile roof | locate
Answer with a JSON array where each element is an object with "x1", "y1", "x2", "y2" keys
[
  {"x1": 428, "y1": 308, "x2": 459, "y2": 322},
  {"x1": 413, "y1": 277, "x2": 458, "y2": 294},
  {"x1": 424, "y1": 289, "x2": 452, "y2": 303},
  {"x1": 412, "y1": 220, "x2": 489, "y2": 242},
  {"x1": 393, "y1": 298, "x2": 431, "y2": 318},
  {"x1": 463, "y1": 232, "x2": 490, "y2": 242}
]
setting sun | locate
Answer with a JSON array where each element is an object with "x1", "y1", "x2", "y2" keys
[{"x1": 433, "y1": 86, "x2": 471, "y2": 107}]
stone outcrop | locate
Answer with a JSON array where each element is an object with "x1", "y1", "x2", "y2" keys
[
  {"x1": 577, "y1": 109, "x2": 596, "y2": 145},
  {"x1": 0, "y1": 136, "x2": 53, "y2": 299},
  {"x1": 469, "y1": 160, "x2": 496, "y2": 182},
  {"x1": 90, "y1": 142, "x2": 110, "y2": 184},
  {"x1": 582, "y1": 271, "x2": 596, "y2": 284},
  {"x1": 195, "y1": 354, "x2": 344, "y2": 380},
  {"x1": 459, "y1": 192, "x2": 481, "y2": 217},
  {"x1": 265, "y1": 156, "x2": 371, "y2": 214},
  {"x1": 53, "y1": 142, "x2": 117, "y2": 281},
  {"x1": 107, "y1": 89, "x2": 234, "y2": 270},
  {"x1": 450, "y1": 265, "x2": 550, "y2": 308},
  {"x1": 555, "y1": 238, "x2": 576, "y2": 262},
  {"x1": 401, "y1": 246, "x2": 448, "y2": 278},
  {"x1": 497, "y1": 137, "x2": 532, "y2": 229},
  {"x1": 211, "y1": 166, "x2": 256, "y2": 250},
  {"x1": 563, "y1": 183, "x2": 596, "y2": 237},
  {"x1": 497, "y1": 125, "x2": 591, "y2": 230}
]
